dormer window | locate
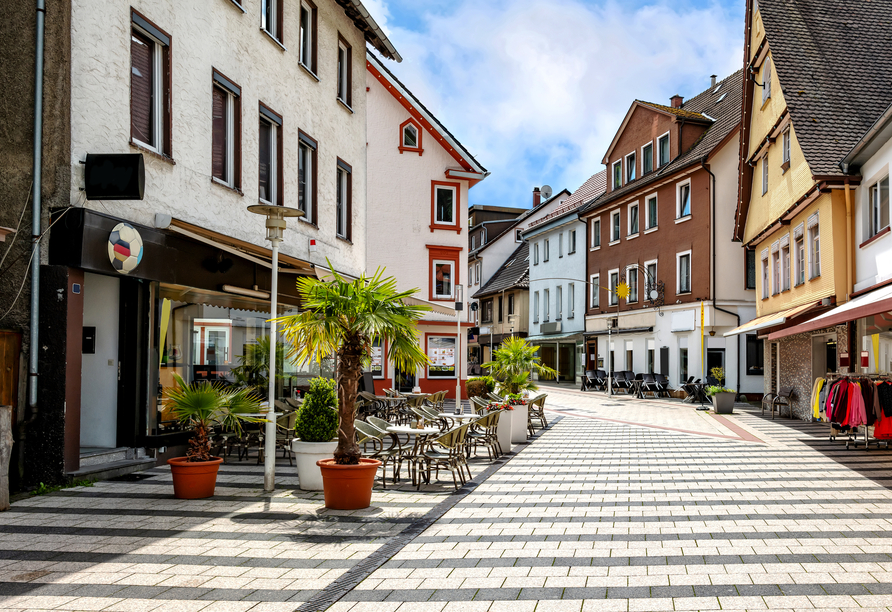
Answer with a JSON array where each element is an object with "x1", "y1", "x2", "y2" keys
[{"x1": 399, "y1": 119, "x2": 422, "y2": 154}]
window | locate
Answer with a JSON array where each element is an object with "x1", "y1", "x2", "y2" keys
[
  {"x1": 508, "y1": 293, "x2": 515, "y2": 315},
  {"x1": 627, "y1": 266, "x2": 638, "y2": 303},
  {"x1": 761, "y1": 251, "x2": 769, "y2": 299},
  {"x1": 781, "y1": 240, "x2": 790, "y2": 291},
  {"x1": 762, "y1": 56, "x2": 772, "y2": 104},
  {"x1": 337, "y1": 37, "x2": 352, "y2": 108},
  {"x1": 261, "y1": 0, "x2": 283, "y2": 43},
  {"x1": 591, "y1": 218, "x2": 601, "y2": 248},
  {"x1": 433, "y1": 260, "x2": 454, "y2": 299},
  {"x1": 658, "y1": 133, "x2": 670, "y2": 167},
  {"x1": 642, "y1": 142, "x2": 653, "y2": 175},
  {"x1": 746, "y1": 334, "x2": 764, "y2": 375},
  {"x1": 569, "y1": 229, "x2": 576, "y2": 253},
  {"x1": 533, "y1": 292, "x2": 539, "y2": 323},
  {"x1": 771, "y1": 248, "x2": 780, "y2": 295},
  {"x1": 626, "y1": 152, "x2": 636, "y2": 182},
  {"x1": 626, "y1": 345, "x2": 633, "y2": 370},
  {"x1": 468, "y1": 266, "x2": 473, "y2": 286},
  {"x1": 745, "y1": 249, "x2": 756, "y2": 290},
  {"x1": 795, "y1": 234, "x2": 805, "y2": 286},
  {"x1": 628, "y1": 203, "x2": 639, "y2": 236},
  {"x1": 647, "y1": 346, "x2": 655, "y2": 373},
  {"x1": 808, "y1": 214, "x2": 821, "y2": 278},
  {"x1": 516, "y1": 228, "x2": 523, "y2": 242},
  {"x1": 558, "y1": 233, "x2": 564, "y2": 257},
  {"x1": 677, "y1": 251, "x2": 691, "y2": 294},
  {"x1": 403, "y1": 123, "x2": 418, "y2": 148},
  {"x1": 556, "y1": 285, "x2": 563, "y2": 319},
  {"x1": 475, "y1": 262, "x2": 481, "y2": 285},
  {"x1": 568, "y1": 283, "x2": 575, "y2": 318},
  {"x1": 434, "y1": 185, "x2": 455, "y2": 224},
  {"x1": 427, "y1": 336, "x2": 456, "y2": 379},
  {"x1": 471, "y1": 235, "x2": 477, "y2": 250},
  {"x1": 611, "y1": 211, "x2": 621, "y2": 243},
  {"x1": 762, "y1": 156, "x2": 768, "y2": 195},
  {"x1": 483, "y1": 299, "x2": 493, "y2": 323},
  {"x1": 544, "y1": 239, "x2": 550, "y2": 262},
  {"x1": 336, "y1": 160, "x2": 352, "y2": 239},
  {"x1": 534, "y1": 243, "x2": 539, "y2": 265},
  {"x1": 211, "y1": 71, "x2": 241, "y2": 189},
  {"x1": 677, "y1": 182, "x2": 691, "y2": 218},
  {"x1": 544, "y1": 288, "x2": 550, "y2": 321},
  {"x1": 609, "y1": 270, "x2": 619, "y2": 305},
  {"x1": 258, "y1": 104, "x2": 282, "y2": 205},
  {"x1": 613, "y1": 160, "x2": 622, "y2": 190},
  {"x1": 679, "y1": 346, "x2": 689, "y2": 382},
  {"x1": 298, "y1": 131, "x2": 317, "y2": 224},
  {"x1": 590, "y1": 274, "x2": 600, "y2": 309},
  {"x1": 498, "y1": 296, "x2": 503, "y2": 322},
  {"x1": 645, "y1": 260, "x2": 657, "y2": 299},
  {"x1": 299, "y1": 1, "x2": 317, "y2": 73},
  {"x1": 130, "y1": 12, "x2": 171, "y2": 156},
  {"x1": 869, "y1": 176, "x2": 890, "y2": 238},
  {"x1": 646, "y1": 195, "x2": 658, "y2": 230},
  {"x1": 782, "y1": 128, "x2": 790, "y2": 170}
]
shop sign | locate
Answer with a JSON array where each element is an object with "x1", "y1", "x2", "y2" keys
[
  {"x1": 840, "y1": 352, "x2": 850, "y2": 367},
  {"x1": 107, "y1": 222, "x2": 144, "y2": 274},
  {"x1": 861, "y1": 351, "x2": 870, "y2": 368}
]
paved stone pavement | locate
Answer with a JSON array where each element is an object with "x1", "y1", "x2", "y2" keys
[{"x1": 3, "y1": 389, "x2": 892, "y2": 612}]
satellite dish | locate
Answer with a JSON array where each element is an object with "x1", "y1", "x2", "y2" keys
[{"x1": 540, "y1": 185, "x2": 553, "y2": 200}]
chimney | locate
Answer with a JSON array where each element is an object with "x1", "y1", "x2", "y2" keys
[
  {"x1": 533, "y1": 187, "x2": 541, "y2": 208},
  {"x1": 710, "y1": 74, "x2": 717, "y2": 88},
  {"x1": 670, "y1": 94, "x2": 684, "y2": 108}
]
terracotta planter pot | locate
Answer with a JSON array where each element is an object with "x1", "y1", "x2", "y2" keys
[
  {"x1": 317, "y1": 458, "x2": 382, "y2": 510},
  {"x1": 167, "y1": 456, "x2": 223, "y2": 499}
]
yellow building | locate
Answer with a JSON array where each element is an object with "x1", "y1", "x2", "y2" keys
[{"x1": 726, "y1": 0, "x2": 892, "y2": 418}]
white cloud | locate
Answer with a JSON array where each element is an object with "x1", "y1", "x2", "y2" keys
[{"x1": 371, "y1": 0, "x2": 743, "y2": 206}]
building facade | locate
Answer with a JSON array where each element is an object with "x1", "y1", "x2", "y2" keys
[
  {"x1": 365, "y1": 51, "x2": 488, "y2": 398},
  {"x1": 468, "y1": 204, "x2": 525, "y2": 253},
  {"x1": 580, "y1": 72, "x2": 761, "y2": 394}
]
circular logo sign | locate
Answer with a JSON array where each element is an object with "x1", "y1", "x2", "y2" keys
[{"x1": 107, "y1": 222, "x2": 144, "y2": 274}]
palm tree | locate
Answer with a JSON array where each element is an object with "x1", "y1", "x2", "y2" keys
[
  {"x1": 230, "y1": 336, "x2": 287, "y2": 398},
  {"x1": 277, "y1": 266, "x2": 430, "y2": 465},
  {"x1": 481, "y1": 336, "x2": 558, "y2": 394}
]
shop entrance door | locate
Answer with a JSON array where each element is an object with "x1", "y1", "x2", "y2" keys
[
  {"x1": 558, "y1": 343, "x2": 574, "y2": 382},
  {"x1": 80, "y1": 273, "x2": 120, "y2": 450},
  {"x1": 706, "y1": 349, "x2": 725, "y2": 385}
]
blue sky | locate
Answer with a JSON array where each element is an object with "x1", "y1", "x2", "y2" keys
[{"x1": 364, "y1": 0, "x2": 746, "y2": 208}]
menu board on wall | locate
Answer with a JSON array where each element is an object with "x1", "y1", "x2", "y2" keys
[
  {"x1": 370, "y1": 341, "x2": 383, "y2": 377},
  {"x1": 428, "y1": 337, "x2": 456, "y2": 377}
]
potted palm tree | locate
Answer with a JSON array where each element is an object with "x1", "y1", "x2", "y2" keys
[
  {"x1": 482, "y1": 337, "x2": 557, "y2": 445},
  {"x1": 165, "y1": 374, "x2": 265, "y2": 499},
  {"x1": 291, "y1": 377, "x2": 339, "y2": 491},
  {"x1": 278, "y1": 266, "x2": 429, "y2": 510}
]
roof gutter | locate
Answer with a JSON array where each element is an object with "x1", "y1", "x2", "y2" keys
[
  {"x1": 840, "y1": 100, "x2": 892, "y2": 170},
  {"x1": 349, "y1": 0, "x2": 402, "y2": 62}
]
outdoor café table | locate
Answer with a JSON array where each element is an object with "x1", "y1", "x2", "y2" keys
[
  {"x1": 437, "y1": 412, "x2": 479, "y2": 429},
  {"x1": 387, "y1": 425, "x2": 440, "y2": 485},
  {"x1": 628, "y1": 379, "x2": 645, "y2": 399}
]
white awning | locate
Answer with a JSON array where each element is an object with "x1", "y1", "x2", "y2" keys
[{"x1": 723, "y1": 300, "x2": 822, "y2": 336}]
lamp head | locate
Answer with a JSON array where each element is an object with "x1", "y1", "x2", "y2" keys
[{"x1": 247, "y1": 204, "x2": 304, "y2": 242}]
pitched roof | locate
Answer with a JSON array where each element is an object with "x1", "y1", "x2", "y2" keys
[
  {"x1": 367, "y1": 51, "x2": 488, "y2": 175},
  {"x1": 337, "y1": 0, "x2": 400, "y2": 62},
  {"x1": 637, "y1": 100, "x2": 710, "y2": 121},
  {"x1": 472, "y1": 242, "x2": 529, "y2": 298},
  {"x1": 580, "y1": 70, "x2": 743, "y2": 215},
  {"x1": 757, "y1": 0, "x2": 892, "y2": 177},
  {"x1": 471, "y1": 189, "x2": 571, "y2": 255},
  {"x1": 526, "y1": 170, "x2": 607, "y2": 232}
]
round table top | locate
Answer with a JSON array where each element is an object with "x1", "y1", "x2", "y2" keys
[
  {"x1": 402, "y1": 392, "x2": 432, "y2": 398},
  {"x1": 387, "y1": 426, "x2": 440, "y2": 435},
  {"x1": 437, "y1": 413, "x2": 479, "y2": 419}
]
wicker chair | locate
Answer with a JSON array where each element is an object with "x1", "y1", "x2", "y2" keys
[{"x1": 419, "y1": 424, "x2": 470, "y2": 490}]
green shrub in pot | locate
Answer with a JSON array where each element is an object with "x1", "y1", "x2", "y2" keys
[{"x1": 295, "y1": 377, "x2": 339, "y2": 442}]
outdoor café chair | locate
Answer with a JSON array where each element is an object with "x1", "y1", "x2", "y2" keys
[
  {"x1": 467, "y1": 412, "x2": 501, "y2": 460},
  {"x1": 641, "y1": 373, "x2": 660, "y2": 398},
  {"x1": 470, "y1": 396, "x2": 490, "y2": 410},
  {"x1": 655, "y1": 374, "x2": 672, "y2": 397},
  {"x1": 355, "y1": 421, "x2": 402, "y2": 488},
  {"x1": 419, "y1": 424, "x2": 470, "y2": 490},
  {"x1": 487, "y1": 392, "x2": 505, "y2": 403},
  {"x1": 527, "y1": 394, "x2": 548, "y2": 434}
]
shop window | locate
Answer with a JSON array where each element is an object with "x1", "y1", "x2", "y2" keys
[
  {"x1": 746, "y1": 334, "x2": 764, "y2": 375},
  {"x1": 427, "y1": 335, "x2": 456, "y2": 379}
]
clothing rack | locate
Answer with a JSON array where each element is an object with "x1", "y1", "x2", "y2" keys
[{"x1": 819, "y1": 374, "x2": 892, "y2": 451}]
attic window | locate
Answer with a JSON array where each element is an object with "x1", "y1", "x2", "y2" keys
[
  {"x1": 716, "y1": 93, "x2": 727, "y2": 103},
  {"x1": 712, "y1": 83, "x2": 722, "y2": 94},
  {"x1": 399, "y1": 119, "x2": 422, "y2": 154}
]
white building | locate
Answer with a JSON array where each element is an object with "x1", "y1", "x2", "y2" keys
[
  {"x1": 524, "y1": 171, "x2": 606, "y2": 385},
  {"x1": 365, "y1": 51, "x2": 488, "y2": 398}
]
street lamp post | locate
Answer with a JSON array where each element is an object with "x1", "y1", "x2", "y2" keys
[
  {"x1": 247, "y1": 204, "x2": 303, "y2": 493},
  {"x1": 454, "y1": 284, "x2": 463, "y2": 409}
]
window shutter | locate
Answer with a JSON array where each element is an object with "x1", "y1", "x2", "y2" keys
[
  {"x1": 211, "y1": 87, "x2": 226, "y2": 180},
  {"x1": 130, "y1": 31, "x2": 154, "y2": 144},
  {"x1": 807, "y1": 212, "x2": 819, "y2": 228}
]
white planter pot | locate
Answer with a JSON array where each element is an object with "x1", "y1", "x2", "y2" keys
[
  {"x1": 511, "y1": 404, "x2": 528, "y2": 443},
  {"x1": 291, "y1": 439, "x2": 338, "y2": 491},
  {"x1": 495, "y1": 411, "x2": 513, "y2": 454}
]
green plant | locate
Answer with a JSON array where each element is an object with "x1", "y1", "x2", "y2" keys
[
  {"x1": 710, "y1": 366, "x2": 726, "y2": 384},
  {"x1": 481, "y1": 337, "x2": 558, "y2": 394},
  {"x1": 466, "y1": 379, "x2": 488, "y2": 398},
  {"x1": 278, "y1": 263, "x2": 430, "y2": 465},
  {"x1": 706, "y1": 385, "x2": 735, "y2": 397},
  {"x1": 31, "y1": 479, "x2": 95, "y2": 497},
  {"x1": 468, "y1": 376, "x2": 496, "y2": 392},
  {"x1": 295, "y1": 377, "x2": 339, "y2": 442},
  {"x1": 166, "y1": 374, "x2": 266, "y2": 461},
  {"x1": 230, "y1": 336, "x2": 288, "y2": 398}
]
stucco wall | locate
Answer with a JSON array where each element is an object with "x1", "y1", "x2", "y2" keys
[
  {"x1": 853, "y1": 135, "x2": 892, "y2": 291},
  {"x1": 527, "y1": 218, "x2": 587, "y2": 337},
  {"x1": 69, "y1": 0, "x2": 368, "y2": 275}
]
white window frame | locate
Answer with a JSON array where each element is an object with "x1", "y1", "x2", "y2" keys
[
  {"x1": 761, "y1": 250, "x2": 770, "y2": 299},
  {"x1": 434, "y1": 184, "x2": 456, "y2": 225},
  {"x1": 782, "y1": 128, "x2": 791, "y2": 166},
  {"x1": 626, "y1": 265, "x2": 639, "y2": 303},
  {"x1": 336, "y1": 165, "x2": 349, "y2": 238},
  {"x1": 590, "y1": 274, "x2": 600, "y2": 309},
  {"x1": 471, "y1": 235, "x2": 476, "y2": 250},
  {"x1": 612, "y1": 160, "x2": 623, "y2": 190},
  {"x1": 337, "y1": 40, "x2": 350, "y2": 107},
  {"x1": 869, "y1": 175, "x2": 890, "y2": 238},
  {"x1": 657, "y1": 131, "x2": 670, "y2": 167},
  {"x1": 676, "y1": 180, "x2": 692, "y2": 220},
  {"x1": 558, "y1": 232, "x2": 564, "y2": 257},
  {"x1": 212, "y1": 85, "x2": 236, "y2": 188},
  {"x1": 794, "y1": 232, "x2": 805, "y2": 286},
  {"x1": 771, "y1": 243, "x2": 780, "y2": 295},
  {"x1": 544, "y1": 288, "x2": 550, "y2": 322},
  {"x1": 644, "y1": 259, "x2": 658, "y2": 300},
  {"x1": 625, "y1": 151, "x2": 636, "y2": 182},
  {"x1": 258, "y1": 115, "x2": 278, "y2": 205},
  {"x1": 534, "y1": 242, "x2": 539, "y2": 265},
  {"x1": 628, "y1": 202, "x2": 639, "y2": 237},
  {"x1": 556, "y1": 285, "x2": 563, "y2": 320},
  {"x1": 568, "y1": 283, "x2": 575, "y2": 318},
  {"x1": 762, "y1": 156, "x2": 769, "y2": 195},
  {"x1": 676, "y1": 251, "x2": 692, "y2": 295},
  {"x1": 608, "y1": 269, "x2": 620, "y2": 306},
  {"x1": 131, "y1": 25, "x2": 165, "y2": 153},
  {"x1": 762, "y1": 56, "x2": 772, "y2": 104},
  {"x1": 402, "y1": 123, "x2": 418, "y2": 148},
  {"x1": 475, "y1": 262, "x2": 480, "y2": 285},
  {"x1": 641, "y1": 142, "x2": 654, "y2": 175},
  {"x1": 808, "y1": 214, "x2": 821, "y2": 278},
  {"x1": 590, "y1": 218, "x2": 601, "y2": 249},
  {"x1": 432, "y1": 260, "x2": 454, "y2": 299},
  {"x1": 297, "y1": 138, "x2": 315, "y2": 223},
  {"x1": 610, "y1": 210, "x2": 621, "y2": 244},
  {"x1": 645, "y1": 193, "x2": 658, "y2": 231},
  {"x1": 299, "y1": 1, "x2": 315, "y2": 72},
  {"x1": 544, "y1": 238, "x2": 550, "y2": 262},
  {"x1": 568, "y1": 229, "x2": 577, "y2": 254},
  {"x1": 515, "y1": 228, "x2": 523, "y2": 243},
  {"x1": 533, "y1": 291, "x2": 540, "y2": 323},
  {"x1": 781, "y1": 240, "x2": 790, "y2": 291},
  {"x1": 261, "y1": 0, "x2": 280, "y2": 42}
]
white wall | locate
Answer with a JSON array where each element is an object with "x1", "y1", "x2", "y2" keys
[
  {"x1": 527, "y1": 217, "x2": 587, "y2": 337},
  {"x1": 80, "y1": 273, "x2": 120, "y2": 448},
  {"x1": 70, "y1": 0, "x2": 369, "y2": 275},
  {"x1": 854, "y1": 134, "x2": 892, "y2": 291}
]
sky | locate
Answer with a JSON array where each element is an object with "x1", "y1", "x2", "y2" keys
[{"x1": 363, "y1": 0, "x2": 746, "y2": 209}]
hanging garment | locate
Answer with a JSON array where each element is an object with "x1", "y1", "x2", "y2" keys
[
  {"x1": 811, "y1": 378, "x2": 825, "y2": 420},
  {"x1": 833, "y1": 380, "x2": 851, "y2": 424},
  {"x1": 875, "y1": 409, "x2": 892, "y2": 439},
  {"x1": 849, "y1": 382, "x2": 867, "y2": 428},
  {"x1": 878, "y1": 382, "x2": 892, "y2": 418}
]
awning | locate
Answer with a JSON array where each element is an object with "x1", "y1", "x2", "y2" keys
[
  {"x1": 767, "y1": 285, "x2": 892, "y2": 340},
  {"x1": 723, "y1": 301, "x2": 823, "y2": 337},
  {"x1": 584, "y1": 326, "x2": 653, "y2": 337},
  {"x1": 313, "y1": 265, "x2": 358, "y2": 282},
  {"x1": 526, "y1": 332, "x2": 584, "y2": 343}
]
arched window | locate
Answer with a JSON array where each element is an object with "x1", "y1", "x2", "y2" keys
[{"x1": 399, "y1": 118, "x2": 423, "y2": 154}]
